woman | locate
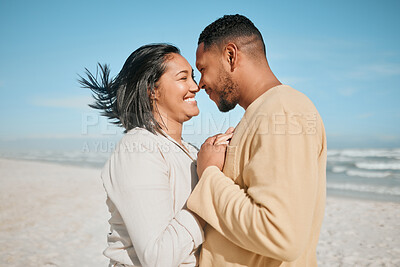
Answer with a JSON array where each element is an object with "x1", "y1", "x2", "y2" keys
[{"x1": 79, "y1": 44, "x2": 221, "y2": 267}]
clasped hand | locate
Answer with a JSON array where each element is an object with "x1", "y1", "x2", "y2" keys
[{"x1": 196, "y1": 127, "x2": 235, "y2": 178}]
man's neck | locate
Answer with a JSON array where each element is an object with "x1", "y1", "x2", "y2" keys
[{"x1": 238, "y1": 68, "x2": 281, "y2": 110}]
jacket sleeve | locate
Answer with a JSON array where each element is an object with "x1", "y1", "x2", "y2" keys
[
  {"x1": 187, "y1": 113, "x2": 322, "y2": 262},
  {"x1": 103, "y1": 140, "x2": 204, "y2": 267}
]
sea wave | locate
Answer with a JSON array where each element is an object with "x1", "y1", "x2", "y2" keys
[
  {"x1": 328, "y1": 149, "x2": 400, "y2": 159},
  {"x1": 331, "y1": 166, "x2": 347, "y2": 173},
  {"x1": 327, "y1": 183, "x2": 400, "y2": 196},
  {"x1": 327, "y1": 156, "x2": 355, "y2": 162},
  {"x1": 0, "y1": 150, "x2": 110, "y2": 168},
  {"x1": 355, "y1": 162, "x2": 400, "y2": 170},
  {"x1": 346, "y1": 170, "x2": 392, "y2": 178}
]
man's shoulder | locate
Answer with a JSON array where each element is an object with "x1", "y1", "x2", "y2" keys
[{"x1": 257, "y1": 84, "x2": 317, "y2": 114}]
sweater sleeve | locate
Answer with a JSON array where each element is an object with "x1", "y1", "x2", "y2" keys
[
  {"x1": 187, "y1": 112, "x2": 321, "y2": 262},
  {"x1": 103, "y1": 140, "x2": 204, "y2": 267}
]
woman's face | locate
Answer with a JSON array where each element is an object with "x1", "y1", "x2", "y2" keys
[{"x1": 154, "y1": 53, "x2": 200, "y2": 124}]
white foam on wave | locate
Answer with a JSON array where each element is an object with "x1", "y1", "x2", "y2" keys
[
  {"x1": 0, "y1": 149, "x2": 110, "y2": 168},
  {"x1": 346, "y1": 169, "x2": 392, "y2": 178},
  {"x1": 338, "y1": 149, "x2": 400, "y2": 158},
  {"x1": 332, "y1": 166, "x2": 347, "y2": 173},
  {"x1": 327, "y1": 156, "x2": 354, "y2": 162},
  {"x1": 355, "y1": 162, "x2": 400, "y2": 170},
  {"x1": 327, "y1": 150, "x2": 340, "y2": 157},
  {"x1": 327, "y1": 182, "x2": 400, "y2": 196}
]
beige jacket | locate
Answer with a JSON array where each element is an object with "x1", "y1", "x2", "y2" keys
[
  {"x1": 102, "y1": 128, "x2": 204, "y2": 267},
  {"x1": 188, "y1": 85, "x2": 327, "y2": 266}
]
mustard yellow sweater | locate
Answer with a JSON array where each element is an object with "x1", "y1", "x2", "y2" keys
[{"x1": 188, "y1": 85, "x2": 327, "y2": 266}]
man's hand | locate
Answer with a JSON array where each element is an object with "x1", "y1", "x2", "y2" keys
[{"x1": 197, "y1": 127, "x2": 234, "y2": 179}]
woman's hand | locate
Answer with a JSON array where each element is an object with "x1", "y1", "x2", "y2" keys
[
  {"x1": 196, "y1": 127, "x2": 235, "y2": 178},
  {"x1": 213, "y1": 127, "x2": 235, "y2": 145}
]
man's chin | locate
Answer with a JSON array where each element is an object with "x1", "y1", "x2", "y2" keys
[{"x1": 217, "y1": 100, "x2": 237, "y2": 112}]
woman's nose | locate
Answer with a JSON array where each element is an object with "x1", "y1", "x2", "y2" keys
[
  {"x1": 190, "y1": 78, "x2": 200, "y2": 93},
  {"x1": 190, "y1": 83, "x2": 200, "y2": 93}
]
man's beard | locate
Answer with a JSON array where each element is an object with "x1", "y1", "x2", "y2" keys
[{"x1": 216, "y1": 70, "x2": 240, "y2": 112}]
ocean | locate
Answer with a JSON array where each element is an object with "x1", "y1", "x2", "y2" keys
[
  {"x1": 326, "y1": 148, "x2": 400, "y2": 202},
  {"x1": 1, "y1": 147, "x2": 399, "y2": 203}
]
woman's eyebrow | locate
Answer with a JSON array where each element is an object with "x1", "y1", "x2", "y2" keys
[{"x1": 175, "y1": 70, "x2": 189, "y2": 76}]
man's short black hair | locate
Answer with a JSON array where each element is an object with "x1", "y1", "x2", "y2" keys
[{"x1": 198, "y1": 14, "x2": 265, "y2": 55}]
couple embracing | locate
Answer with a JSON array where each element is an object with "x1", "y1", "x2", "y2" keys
[{"x1": 80, "y1": 14, "x2": 327, "y2": 267}]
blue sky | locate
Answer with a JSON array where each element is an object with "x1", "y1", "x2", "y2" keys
[{"x1": 0, "y1": 0, "x2": 399, "y2": 150}]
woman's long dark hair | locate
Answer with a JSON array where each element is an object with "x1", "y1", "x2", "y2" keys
[{"x1": 78, "y1": 43, "x2": 180, "y2": 133}]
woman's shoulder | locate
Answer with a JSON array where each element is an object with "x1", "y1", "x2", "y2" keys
[
  {"x1": 117, "y1": 127, "x2": 163, "y2": 151},
  {"x1": 124, "y1": 127, "x2": 158, "y2": 139}
]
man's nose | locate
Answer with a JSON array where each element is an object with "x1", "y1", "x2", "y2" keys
[{"x1": 198, "y1": 77, "x2": 205, "y2": 90}]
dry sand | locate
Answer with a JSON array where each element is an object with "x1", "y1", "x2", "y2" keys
[
  {"x1": 318, "y1": 198, "x2": 400, "y2": 266},
  {"x1": 0, "y1": 158, "x2": 399, "y2": 266},
  {"x1": 0, "y1": 158, "x2": 109, "y2": 266}
]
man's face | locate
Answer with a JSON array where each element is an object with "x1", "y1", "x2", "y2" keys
[{"x1": 196, "y1": 43, "x2": 240, "y2": 112}]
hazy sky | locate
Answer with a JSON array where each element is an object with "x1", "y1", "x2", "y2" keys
[{"x1": 0, "y1": 0, "x2": 399, "y2": 149}]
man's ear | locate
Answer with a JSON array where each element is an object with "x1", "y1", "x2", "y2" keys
[{"x1": 225, "y1": 43, "x2": 238, "y2": 72}]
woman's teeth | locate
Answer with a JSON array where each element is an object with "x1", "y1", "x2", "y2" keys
[{"x1": 184, "y1": 97, "x2": 195, "y2": 102}]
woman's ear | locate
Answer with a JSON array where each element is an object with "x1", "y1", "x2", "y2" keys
[
  {"x1": 225, "y1": 43, "x2": 238, "y2": 72},
  {"x1": 148, "y1": 88, "x2": 158, "y2": 105},
  {"x1": 152, "y1": 87, "x2": 163, "y2": 101},
  {"x1": 149, "y1": 94, "x2": 155, "y2": 104}
]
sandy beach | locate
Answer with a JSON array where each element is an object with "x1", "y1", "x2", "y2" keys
[
  {"x1": 0, "y1": 158, "x2": 399, "y2": 266},
  {"x1": 0, "y1": 158, "x2": 109, "y2": 266}
]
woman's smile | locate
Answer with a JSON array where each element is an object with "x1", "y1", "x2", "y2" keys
[
  {"x1": 154, "y1": 53, "x2": 200, "y2": 123},
  {"x1": 184, "y1": 96, "x2": 197, "y2": 104}
]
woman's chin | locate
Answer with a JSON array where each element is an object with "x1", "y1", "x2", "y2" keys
[
  {"x1": 192, "y1": 107, "x2": 200, "y2": 117},
  {"x1": 182, "y1": 109, "x2": 200, "y2": 122},
  {"x1": 188, "y1": 105, "x2": 200, "y2": 116}
]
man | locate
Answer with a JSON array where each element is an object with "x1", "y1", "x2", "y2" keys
[{"x1": 187, "y1": 15, "x2": 327, "y2": 266}]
